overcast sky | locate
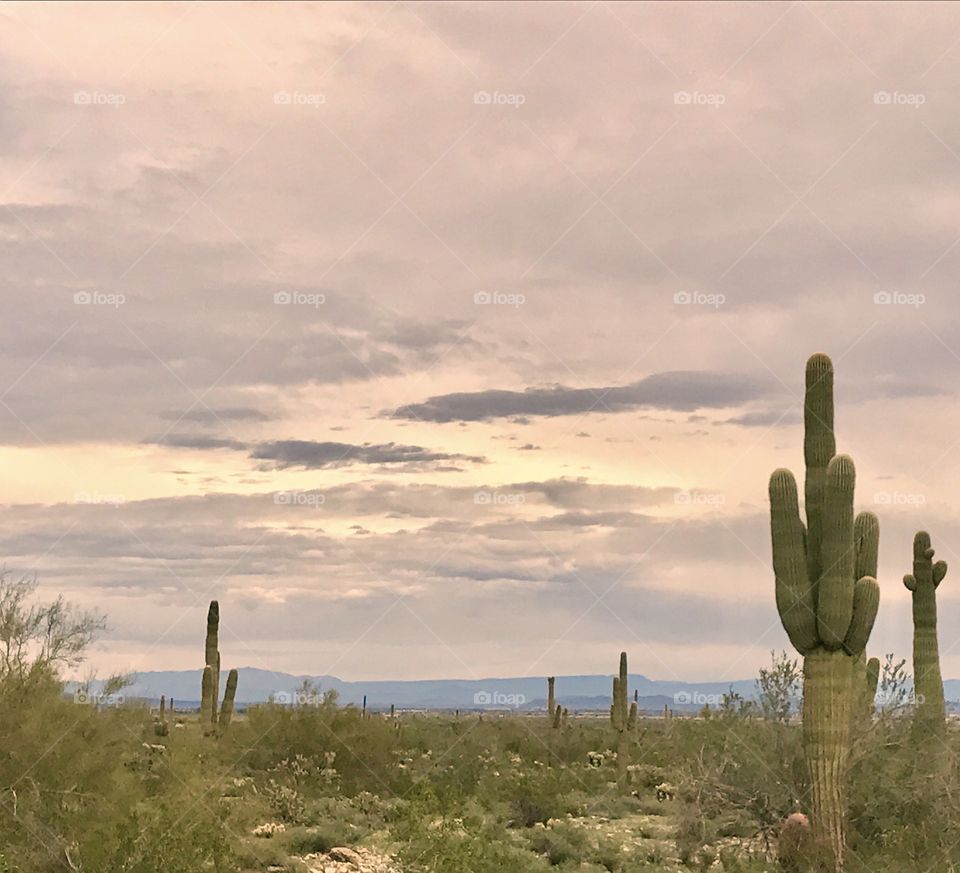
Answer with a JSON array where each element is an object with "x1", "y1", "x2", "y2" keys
[{"x1": 4, "y1": 1, "x2": 960, "y2": 683}]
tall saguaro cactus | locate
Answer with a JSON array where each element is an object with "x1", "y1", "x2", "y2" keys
[
  {"x1": 769, "y1": 354, "x2": 880, "y2": 872},
  {"x1": 547, "y1": 676, "x2": 556, "y2": 724},
  {"x1": 199, "y1": 600, "x2": 239, "y2": 735},
  {"x1": 610, "y1": 652, "x2": 635, "y2": 777},
  {"x1": 204, "y1": 601, "x2": 220, "y2": 727},
  {"x1": 903, "y1": 531, "x2": 948, "y2": 744}
]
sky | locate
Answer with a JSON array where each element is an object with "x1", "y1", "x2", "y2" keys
[{"x1": 3, "y1": 1, "x2": 960, "y2": 683}]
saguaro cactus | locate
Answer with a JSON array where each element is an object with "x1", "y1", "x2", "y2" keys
[
  {"x1": 611, "y1": 652, "x2": 631, "y2": 777},
  {"x1": 201, "y1": 666, "x2": 215, "y2": 726},
  {"x1": 769, "y1": 353, "x2": 880, "y2": 872},
  {"x1": 903, "y1": 531, "x2": 948, "y2": 744},
  {"x1": 219, "y1": 669, "x2": 238, "y2": 730},
  {"x1": 203, "y1": 601, "x2": 220, "y2": 727},
  {"x1": 547, "y1": 676, "x2": 556, "y2": 723},
  {"x1": 200, "y1": 600, "x2": 239, "y2": 735}
]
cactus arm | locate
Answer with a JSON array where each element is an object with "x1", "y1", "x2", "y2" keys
[
  {"x1": 219, "y1": 668, "x2": 238, "y2": 730},
  {"x1": 201, "y1": 666, "x2": 214, "y2": 726},
  {"x1": 816, "y1": 455, "x2": 856, "y2": 649},
  {"x1": 770, "y1": 469, "x2": 818, "y2": 654},
  {"x1": 853, "y1": 511, "x2": 879, "y2": 579},
  {"x1": 933, "y1": 561, "x2": 947, "y2": 587},
  {"x1": 803, "y1": 353, "x2": 836, "y2": 585},
  {"x1": 843, "y1": 576, "x2": 879, "y2": 656}
]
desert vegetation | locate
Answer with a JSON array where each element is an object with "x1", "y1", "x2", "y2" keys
[{"x1": 0, "y1": 354, "x2": 955, "y2": 873}]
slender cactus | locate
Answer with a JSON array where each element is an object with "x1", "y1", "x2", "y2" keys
[
  {"x1": 904, "y1": 531, "x2": 948, "y2": 747},
  {"x1": 201, "y1": 666, "x2": 215, "y2": 727},
  {"x1": 203, "y1": 601, "x2": 220, "y2": 727},
  {"x1": 769, "y1": 354, "x2": 880, "y2": 872},
  {"x1": 611, "y1": 652, "x2": 631, "y2": 778},
  {"x1": 547, "y1": 676, "x2": 556, "y2": 723},
  {"x1": 219, "y1": 669, "x2": 238, "y2": 730}
]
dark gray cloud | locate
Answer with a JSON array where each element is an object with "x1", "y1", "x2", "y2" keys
[
  {"x1": 392, "y1": 371, "x2": 777, "y2": 422},
  {"x1": 147, "y1": 434, "x2": 249, "y2": 451},
  {"x1": 249, "y1": 440, "x2": 485, "y2": 470}
]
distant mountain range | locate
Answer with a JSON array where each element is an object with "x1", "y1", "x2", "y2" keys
[
  {"x1": 73, "y1": 668, "x2": 960, "y2": 712},
  {"x1": 75, "y1": 668, "x2": 758, "y2": 711},
  {"x1": 62, "y1": 668, "x2": 749, "y2": 712}
]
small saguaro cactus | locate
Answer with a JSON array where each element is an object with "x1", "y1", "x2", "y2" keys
[
  {"x1": 219, "y1": 669, "x2": 238, "y2": 730},
  {"x1": 769, "y1": 353, "x2": 880, "y2": 873},
  {"x1": 547, "y1": 676, "x2": 556, "y2": 723},
  {"x1": 903, "y1": 531, "x2": 948, "y2": 743},
  {"x1": 552, "y1": 704, "x2": 562, "y2": 729},
  {"x1": 201, "y1": 666, "x2": 215, "y2": 727}
]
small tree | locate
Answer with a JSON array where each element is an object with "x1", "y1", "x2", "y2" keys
[
  {"x1": 756, "y1": 650, "x2": 802, "y2": 723},
  {"x1": 877, "y1": 654, "x2": 912, "y2": 715},
  {"x1": 0, "y1": 573, "x2": 105, "y2": 685}
]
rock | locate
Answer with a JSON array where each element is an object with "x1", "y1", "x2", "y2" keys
[{"x1": 328, "y1": 847, "x2": 362, "y2": 867}]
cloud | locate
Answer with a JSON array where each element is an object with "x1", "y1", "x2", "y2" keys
[
  {"x1": 249, "y1": 440, "x2": 485, "y2": 470},
  {"x1": 391, "y1": 371, "x2": 776, "y2": 422},
  {"x1": 147, "y1": 434, "x2": 249, "y2": 450},
  {"x1": 160, "y1": 407, "x2": 271, "y2": 425}
]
